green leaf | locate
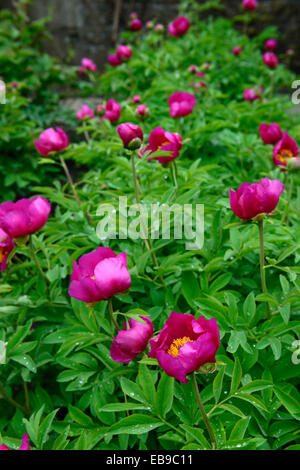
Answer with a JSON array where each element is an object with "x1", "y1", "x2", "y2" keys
[
  {"x1": 180, "y1": 424, "x2": 211, "y2": 449},
  {"x1": 138, "y1": 364, "x2": 156, "y2": 407},
  {"x1": 100, "y1": 403, "x2": 148, "y2": 412},
  {"x1": 213, "y1": 367, "x2": 225, "y2": 403},
  {"x1": 278, "y1": 304, "x2": 291, "y2": 325},
  {"x1": 68, "y1": 405, "x2": 94, "y2": 427},
  {"x1": 107, "y1": 415, "x2": 163, "y2": 435},
  {"x1": 120, "y1": 377, "x2": 147, "y2": 404},
  {"x1": 230, "y1": 357, "x2": 242, "y2": 394},
  {"x1": 38, "y1": 409, "x2": 58, "y2": 449},
  {"x1": 11, "y1": 354, "x2": 37, "y2": 373},
  {"x1": 182, "y1": 271, "x2": 201, "y2": 307},
  {"x1": 274, "y1": 387, "x2": 300, "y2": 420},
  {"x1": 156, "y1": 372, "x2": 174, "y2": 418},
  {"x1": 229, "y1": 417, "x2": 251, "y2": 441},
  {"x1": 239, "y1": 380, "x2": 273, "y2": 394}
]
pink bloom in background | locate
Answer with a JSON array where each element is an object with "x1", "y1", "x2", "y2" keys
[
  {"x1": 243, "y1": 86, "x2": 263, "y2": 102},
  {"x1": 202, "y1": 62, "x2": 211, "y2": 70},
  {"x1": 116, "y1": 45, "x2": 133, "y2": 62},
  {"x1": 129, "y1": 18, "x2": 142, "y2": 31},
  {"x1": 0, "y1": 197, "x2": 51, "y2": 239},
  {"x1": 168, "y1": 91, "x2": 196, "y2": 118},
  {"x1": 135, "y1": 104, "x2": 150, "y2": 119},
  {"x1": 0, "y1": 228, "x2": 14, "y2": 272},
  {"x1": 194, "y1": 82, "x2": 207, "y2": 89},
  {"x1": 34, "y1": 128, "x2": 69, "y2": 157},
  {"x1": 146, "y1": 20, "x2": 153, "y2": 29},
  {"x1": 103, "y1": 99, "x2": 121, "y2": 123},
  {"x1": 232, "y1": 46, "x2": 242, "y2": 56},
  {"x1": 155, "y1": 24, "x2": 164, "y2": 32},
  {"x1": 111, "y1": 316, "x2": 154, "y2": 363},
  {"x1": 69, "y1": 247, "x2": 131, "y2": 304},
  {"x1": 96, "y1": 104, "x2": 106, "y2": 116},
  {"x1": 272, "y1": 131, "x2": 300, "y2": 169},
  {"x1": 263, "y1": 52, "x2": 279, "y2": 69},
  {"x1": 189, "y1": 64, "x2": 197, "y2": 74},
  {"x1": 242, "y1": 0, "x2": 257, "y2": 10},
  {"x1": 229, "y1": 178, "x2": 285, "y2": 220},
  {"x1": 81, "y1": 57, "x2": 97, "y2": 72},
  {"x1": 108, "y1": 53, "x2": 122, "y2": 67},
  {"x1": 0, "y1": 434, "x2": 30, "y2": 451},
  {"x1": 259, "y1": 123, "x2": 283, "y2": 145},
  {"x1": 117, "y1": 123, "x2": 143, "y2": 149},
  {"x1": 168, "y1": 16, "x2": 190, "y2": 37},
  {"x1": 129, "y1": 12, "x2": 138, "y2": 20},
  {"x1": 196, "y1": 71, "x2": 206, "y2": 78},
  {"x1": 286, "y1": 49, "x2": 294, "y2": 56},
  {"x1": 11, "y1": 81, "x2": 18, "y2": 88},
  {"x1": 140, "y1": 126, "x2": 182, "y2": 164},
  {"x1": 265, "y1": 39, "x2": 278, "y2": 51},
  {"x1": 132, "y1": 95, "x2": 141, "y2": 103},
  {"x1": 148, "y1": 312, "x2": 220, "y2": 384},
  {"x1": 76, "y1": 104, "x2": 95, "y2": 121}
]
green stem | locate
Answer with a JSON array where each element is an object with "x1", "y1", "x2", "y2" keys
[
  {"x1": 108, "y1": 298, "x2": 120, "y2": 331},
  {"x1": 29, "y1": 236, "x2": 49, "y2": 287},
  {"x1": 59, "y1": 155, "x2": 93, "y2": 226},
  {"x1": 192, "y1": 373, "x2": 216, "y2": 450},
  {"x1": 0, "y1": 380, "x2": 29, "y2": 416},
  {"x1": 131, "y1": 153, "x2": 164, "y2": 285},
  {"x1": 282, "y1": 174, "x2": 293, "y2": 226},
  {"x1": 169, "y1": 161, "x2": 178, "y2": 188},
  {"x1": 258, "y1": 219, "x2": 271, "y2": 320},
  {"x1": 23, "y1": 380, "x2": 30, "y2": 414}
]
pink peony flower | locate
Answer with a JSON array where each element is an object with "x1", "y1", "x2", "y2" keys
[
  {"x1": 11, "y1": 81, "x2": 18, "y2": 88},
  {"x1": 116, "y1": 45, "x2": 133, "y2": 62},
  {"x1": 194, "y1": 81, "x2": 208, "y2": 89},
  {"x1": 0, "y1": 228, "x2": 14, "y2": 272},
  {"x1": 148, "y1": 312, "x2": 220, "y2": 384},
  {"x1": 129, "y1": 19, "x2": 142, "y2": 31},
  {"x1": 202, "y1": 62, "x2": 211, "y2": 70},
  {"x1": 232, "y1": 46, "x2": 242, "y2": 56},
  {"x1": 265, "y1": 39, "x2": 278, "y2": 51},
  {"x1": 96, "y1": 104, "x2": 105, "y2": 116},
  {"x1": 108, "y1": 53, "x2": 122, "y2": 67},
  {"x1": 111, "y1": 316, "x2": 154, "y2": 363},
  {"x1": 0, "y1": 434, "x2": 30, "y2": 451},
  {"x1": 117, "y1": 123, "x2": 143, "y2": 149},
  {"x1": 0, "y1": 197, "x2": 51, "y2": 239},
  {"x1": 140, "y1": 126, "x2": 182, "y2": 164},
  {"x1": 69, "y1": 248, "x2": 131, "y2": 304},
  {"x1": 129, "y1": 12, "x2": 138, "y2": 20},
  {"x1": 146, "y1": 20, "x2": 154, "y2": 29},
  {"x1": 286, "y1": 49, "x2": 294, "y2": 56},
  {"x1": 189, "y1": 65, "x2": 197, "y2": 74},
  {"x1": 229, "y1": 178, "x2": 285, "y2": 220},
  {"x1": 243, "y1": 86, "x2": 263, "y2": 102},
  {"x1": 132, "y1": 95, "x2": 141, "y2": 103},
  {"x1": 263, "y1": 52, "x2": 279, "y2": 69},
  {"x1": 168, "y1": 91, "x2": 196, "y2": 118},
  {"x1": 103, "y1": 100, "x2": 121, "y2": 123},
  {"x1": 242, "y1": 0, "x2": 257, "y2": 10},
  {"x1": 135, "y1": 104, "x2": 150, "y2": 119},
  {"x1": 168, "y1": 16, "x2": 190, "y2": 37},
  {"x1": 34, "y1": 128, "x2": 69, "y2": 157},
  {"x1": 76, "y1": 104, "x2": 95, "y2": 121},
  {"x1": 259, "y1": 123, "x2": 283, "y2": 145},
  {"x1": 196, "y1": 71, "x2": 206, "y2": 78},
  {"x1": 272, "y1": 131, "x2": 300, "y2": 169},
  {"x1": 155, "y1": 24, "x2": 164, "y2": 32},
  {"x1": 81, "y1": 57, "x2": 97, "y2": 72}
]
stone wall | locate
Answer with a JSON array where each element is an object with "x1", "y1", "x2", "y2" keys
[{"x1": 2, "y1": 0, "x2": 300, "y2": 71}]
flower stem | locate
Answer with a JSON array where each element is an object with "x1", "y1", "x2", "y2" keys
[
  {"x1": 131, "y1": 153, "x2": 164, "y2": 285},
  {"x1": 282, "y1": 174, "x2": 293, "y2": 226},
  {"x1": 108, "y1": 298, "x2": 120, "y2": 331},
  {"x1": 258, "y1": 219, "x2": 271, "y2": 320},
  {"x1": 59, "y1": 155, "x2": 93, "y2": 225},
  {"x1": 0, "y1": 380, "x2": 29, "y2": 416},
  {"x1": 29, "y1": 236, "x2": 49, "y2": 288},
  {"x1": 169, "y1": 161, "x2": 178, "y2": 188},
  {"x1": 192, "y1": 373, "x2": 216, "y2": 450}
]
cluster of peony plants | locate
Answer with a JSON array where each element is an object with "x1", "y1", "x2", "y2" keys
[{"x1": 0, "y1": 0, "x2": 299, "y2": 452}]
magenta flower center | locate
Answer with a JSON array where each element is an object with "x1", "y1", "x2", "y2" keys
[{"x1": 167, "y1": 336, "x2": 193, "y2": 357}]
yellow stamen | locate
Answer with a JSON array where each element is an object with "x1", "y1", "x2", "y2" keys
[
  {"x1": 0, "y1": 248, "x2": 8, "y2": 264},
  {"x1": 157, "y1": 140, "x2": 171, "y2": 151},
  {"x1": 276, "y1": 149, "x2": 293, "y2": 164},
  {"x1": 167, "y1": 336, "x2": 194, "y2": 358}
]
